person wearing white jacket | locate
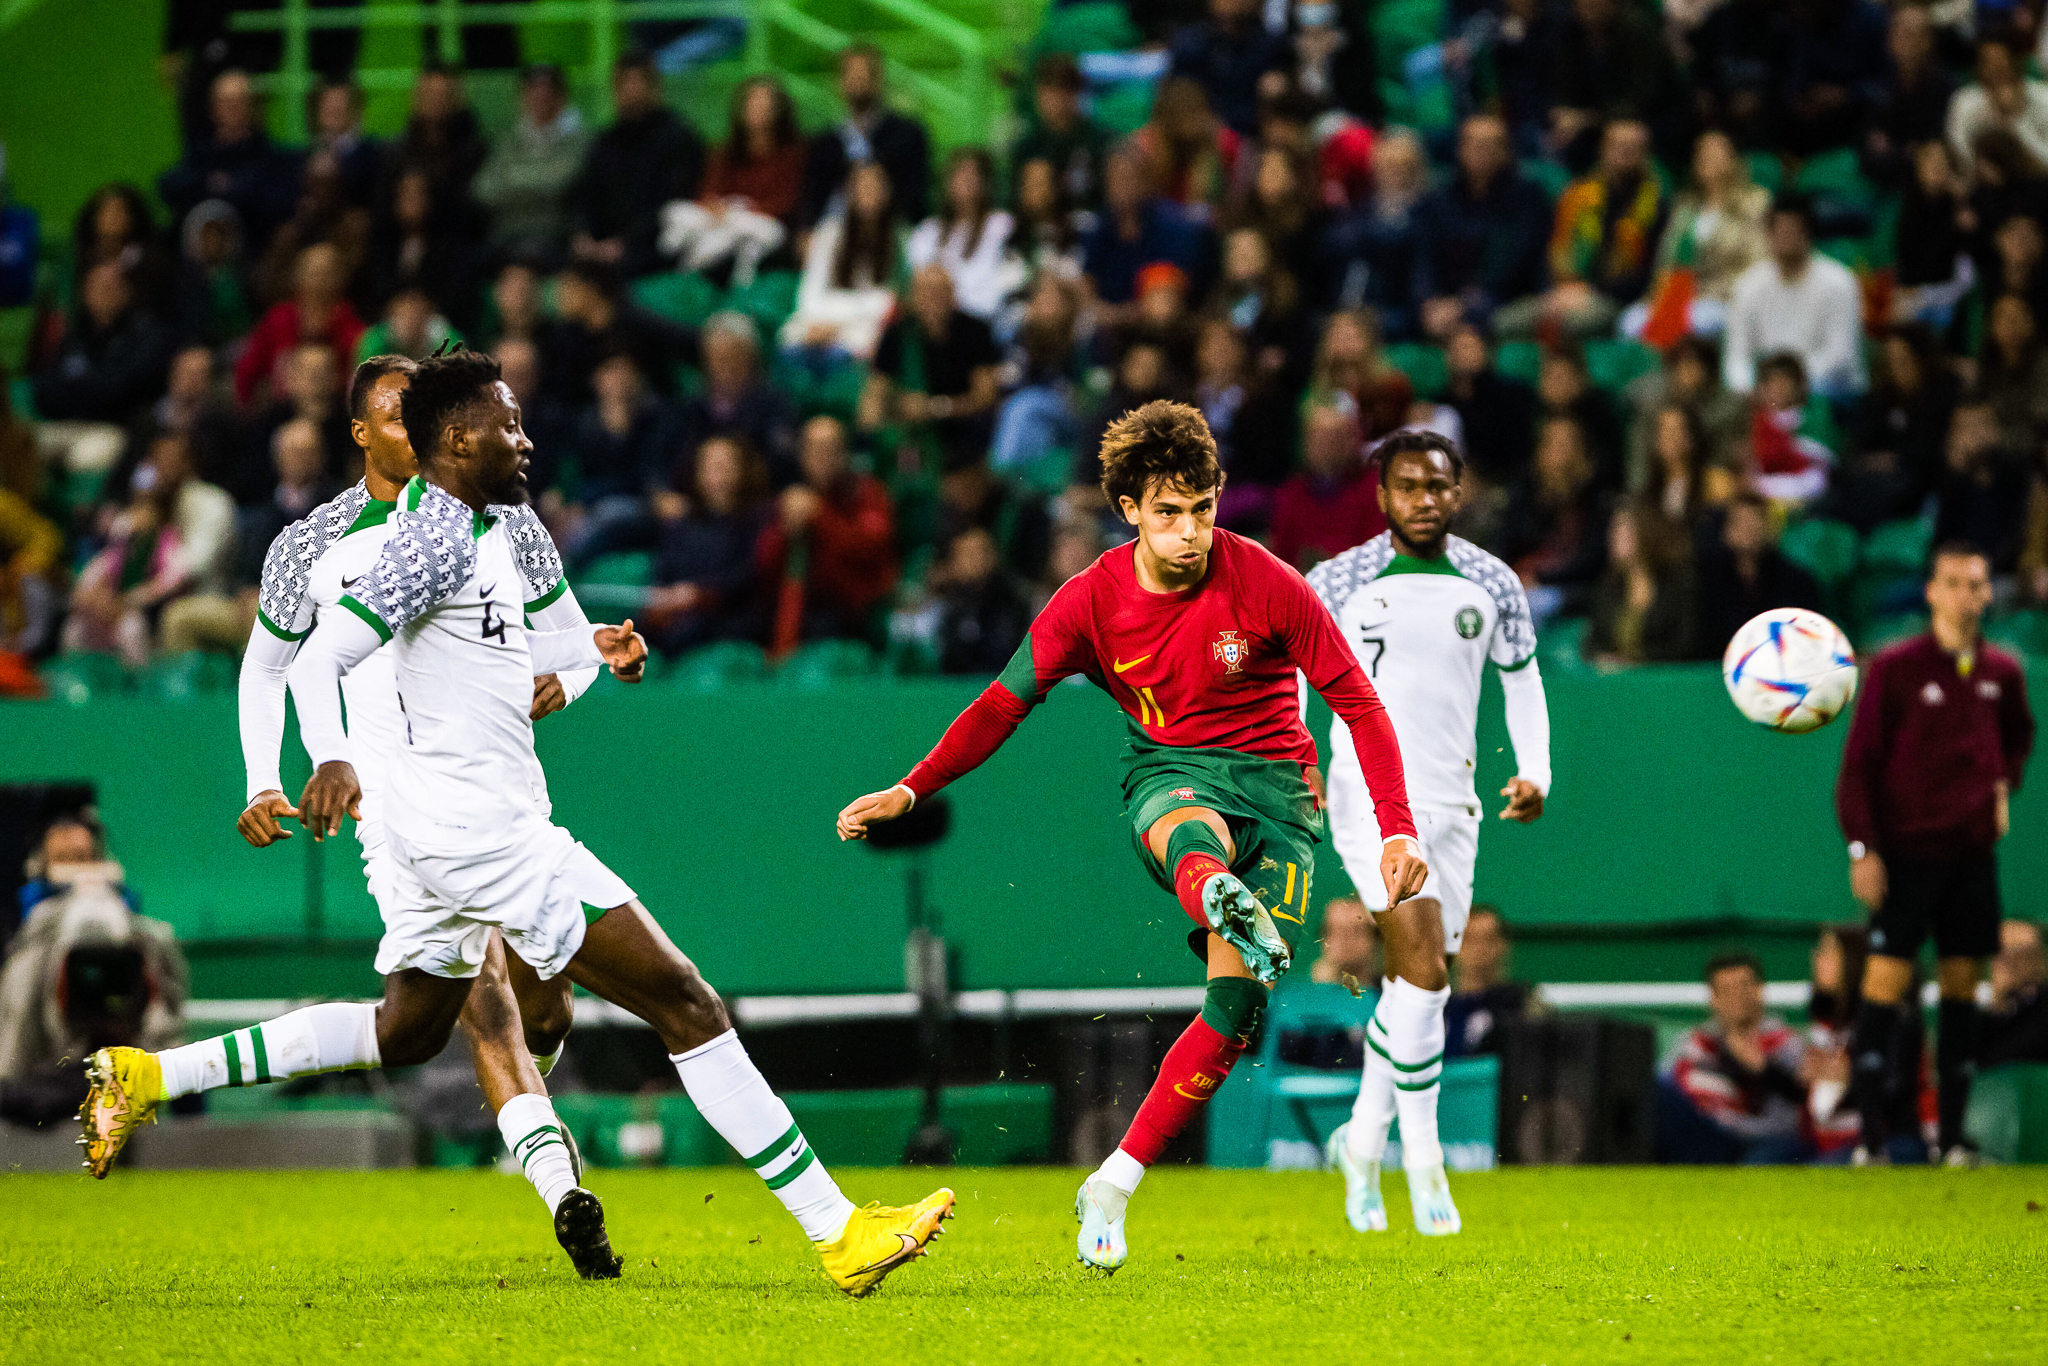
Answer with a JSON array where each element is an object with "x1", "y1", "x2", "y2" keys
[{"x1": 905, "y1": 148, "x2": 1026, "y2": 321}]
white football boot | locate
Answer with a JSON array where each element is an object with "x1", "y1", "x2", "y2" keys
[
  {"x1": 1325, "y1": 1121, "x2": 1388, "y2": 1232},
  {"x1": 1074, "y1": 1175, "x2": 1130, "y2": 1271},
  {"x1": 1406, "y1": 1162, "x2": 1462, "y2": 1236}
]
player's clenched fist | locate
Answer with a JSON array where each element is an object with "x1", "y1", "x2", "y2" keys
[
  {"x1": 298, "y1": 761, "x2": 362, "y2": 840},
  {"x1": 837, "y1": 784, "x2": 914, "y2": 841},
  {"x1": 1379, "y1": 837, "x2": 1428, "y2": 909}
]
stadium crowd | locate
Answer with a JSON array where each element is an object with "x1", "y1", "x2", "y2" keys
[{"x1": 4, "y1": 0, "x2": 2048, "y2": 691}]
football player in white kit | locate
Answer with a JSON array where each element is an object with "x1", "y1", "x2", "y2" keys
[
  {"x1": 83, "y1": 349, "x2": 954, "y2": 1295},
  {"x1": 1305, "y1": 431, "x2": 1552, "y2": 1236}
]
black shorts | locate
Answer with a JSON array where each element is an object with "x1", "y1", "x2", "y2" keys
[{"x1": 1868, "y1": 849, "x2": 2003, "y2": 962}]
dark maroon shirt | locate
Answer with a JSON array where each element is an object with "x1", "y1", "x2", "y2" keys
[{"x1": 1836, "y1": 633, "x2": 2035, "y2": 858}]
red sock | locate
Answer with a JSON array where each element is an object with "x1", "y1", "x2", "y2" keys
[
  {"x1": 1172, "y1": 851, "x2": 1229, "y2": 929},
  {"x1": 1119, "y1": 1015, "x2": 1247, "y2": 1166}
]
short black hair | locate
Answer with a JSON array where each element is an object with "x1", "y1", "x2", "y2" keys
[
  {"x1": 1376, "y1": 429, "x2": 1465, "y2": 487},
  {"x1": 1769, "y1": 192, "x2": 1817, "y2": 238},
  {"x1": 401, "y1": 347, "x2": 502, "y2": 464},
  {"x1": 349, "y1": 354, "x2": 416, "y2": 423},
  {"x1": 1755, "y1": 350, "x2": 1807, "y2": 390},
  {"x1": 613, "y1": 47, "x2": 657, "y2": 79},
  {"x1": 1704, "y1": 951, "x2": 1764, "y2": 984},
  {"x1": 1928, "y1": 539, "x2": 1991, "y2": 578}
]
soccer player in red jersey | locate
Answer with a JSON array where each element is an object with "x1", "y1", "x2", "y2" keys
[{"x1": 838, "y1": 401, "x2": 1425, "y2": 1270}]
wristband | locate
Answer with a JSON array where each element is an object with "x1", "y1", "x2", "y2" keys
[
  {"x1": 1847, "y1": 840, "x2": 1869, "y2": 861},
  {"x1": 1383, "y1": 834, "x2": 1420, "y2": 854},
  {"x1": 890, "y1": 783, "x2": 917, "y2": 810}
]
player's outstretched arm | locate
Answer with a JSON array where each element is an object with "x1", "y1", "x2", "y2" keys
[{"x1": 527, "y1": 619, "x2": 646, "y2": 681}]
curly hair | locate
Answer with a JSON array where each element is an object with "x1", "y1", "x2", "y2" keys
[
  {"x1": 1097, "y1": 399, "x2": 1222, "y2": 508},
  {"x1": 401, "y1": 346, "x2": 502, "y2": 465}
]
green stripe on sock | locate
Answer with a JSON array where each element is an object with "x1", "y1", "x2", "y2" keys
[
  {"x1": 742, "y1": 1121, "x2": 801, "y2": 1169},
  {"x1": 1364, "y1": 1027, "x2": 1443, "y2": 1074},
  {"x1": 1395, "y1": 1076, "x2": 1441, "y2": 1092},
  {"x1": 250, "y1": 1025, "x2": 270, "y2": 1083},
  {"x1": 520, "y1": 1135, "x2": 568, "y2": 1169},
  {"x1": 224, "y1": 1032, "x2": 243, "y2": 1087},
  {"x1": 511, "y1": 1122, "x2": 561, "y2": 1157},
  {"x1": 762, "y1": 1144, "x2": 816, "y2": 1190}
]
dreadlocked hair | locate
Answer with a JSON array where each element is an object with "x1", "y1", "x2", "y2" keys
[
  {"x1": 1096, "y1": 399, "x2": 1223, "y2": 508},
  {"x1": 401, "y1": 343, "x2": 502, "y2": 465}
]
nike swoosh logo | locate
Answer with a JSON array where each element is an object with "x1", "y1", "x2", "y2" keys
[
  {"x1": 478, "y1": 582, "x2": 497, "y2": 599},
  {"x1": 1356, "y1": 620, "x2": 1391, "y2": 633},
  {"x1": 1113, "y1": 655, "x2": 1152, "y2": 673},
  {"x1": 340, "y1": 575, "x2": 361, "y2": 589},
  {"x1": 852, "y1": 1232, "x2": 922, "y2": 1274},
  {"x1": 1172, "y1": 1084, "x2": 1217, "y2": 1101}
]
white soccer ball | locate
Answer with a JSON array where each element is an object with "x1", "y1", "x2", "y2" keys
[{"x1": 1722, "y1": 607, "x2": 1858, "y2": 734}]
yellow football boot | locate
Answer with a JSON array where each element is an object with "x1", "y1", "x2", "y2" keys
[
  {"x1": 79, "y1": 1047, "x2": 164, "y2": 1178},
  {"x1": 814, "y1": 1188, "x2": 956, "y2": 1297}
]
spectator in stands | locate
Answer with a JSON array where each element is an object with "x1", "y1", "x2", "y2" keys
[
  {"x1": 1983, "y1": 920, "x2": 2048, "y2": 1067},
  {"x1": 1693, "y1": 490, "x2": 1823, "y2": 658},
  {"x1": 0, "y1": 364, "x2": 32, "y2": 503},
  {"x1": 1548, "y1": 0, "x2": 1683, "y2": 166},
  {"x1": 388, "y1": 63, "x2": 488, "y2": 219},
  {"x1": 908, "y1": 149, "x2": 1021, "y2": 322},
  {"x1": 70, "y1": 185, "x2": 172, "y2": 316},
  {"x1": 864, "y1": 263, "x2": 1002, "y2": 473},
  {"x1": 569, "y1": 50, "x2": 705, "y2": 279},
  {"x1": 1744, "y1": 352, "x2": 1837, "y2": 506},
  {"x1": 1193, "y1": 314, "x2": 1292, "y2": 529},
  {"x1": 543, "y1": 259, "x2": 697, "y2": 404},
  {"x1": 241, "y1": 342, "x2": 354, "y2": 500},
  {"x1": 62, "y1": 484, "x2": 186, "y2": 666},
  {"x1": 1134, "y1": 78, "x2": 1242, "y2": 221},
  {"x1": 0, "y1": 486, "x2": 60, "y2": 657},
  {"x1": 1490, "y1": 0, "x2": 1567, "y2": 158},
  {"x1": 662, "y1": 76, "x2": 803, "y2": 286},
  {"x1": 758, "y1": 414, "x2": 898, "y2": 645},
  {"x1": 1641, "y1": 403, "x2": 1735, "y2": 534},
  {"x1": 1864, "y1": 5, "x2": 1955, "y2": 187},
  {"x1": 307, "y1": 79, "x2": 384, "y2": 210},
  {"x1": 32, "y1": 261, "x2": 173, "y2": 427},
  {"x1": 1168, "y1": 0, "x2": 1287, "y2": 137},
  {"x1": 1625, "y1": 335, "x2": 1744, "y2": 490},
  {"x1": 782, "y1": 161, "x2": 903, "y2": 362},
  {"x1": 671, "y1": 312, "x2": 796, "y2": 487},
  {"x1": 1723, "y1": 195, "x2": 1867, "y2": 398},
  {"x1": 1305, "y1": 309, "x2": 1414, "y2": 442},
  {"x1": 1537, "y1": 345, "x2": 1624, "y2": 489},
  {"x1": 1011, "y1": 55, "x2": 1109, "y2": 212},
  {"x1": 1073, "y1": 341, "x2": 1179, "y2": 508},
  {"x1": 1691, "y1": 0, "x2": 1791, "y2": 153},
  {"x1": 233, "y1": 243, "x2": 364, "y2": 409},
  {"x1": 360, "y1": 166, "x2": 476, "y2": 327},
  {"x1": 1802, "y1": 924, "x2": 1865, "y2": 1160},
  {"x1": 1946, "y1": 36, "x2": 2048, "y2": 177},
  {"x1": 355, "y1": 285, "x2": 461, "y2": 365},
  {"x1": 1031, "y1": 519, "x2": 1102, "y2": 615},
  {"x1": 1978, "y1": 293, "x2": 2048, "y2": 459},
  {"x1": 482, "y1": 259, "x2": 544, "y2": 351},
  {"x1": 1932, "y1": 399, "x2": 2033, "y2": 573},
  {"x1": 1414, "y1": 115, "x2": 1553, "y2": 342},
  {"x1": 1585, "y1": 500, "x2": 1695, "y2": 665},
  {"x1": 1983, "y1": 212, "x2": 2048, "y2": 323},
  {"x1": 1890, "y1": 141, "x2": 1974, "y2": 331},
  {"x1": 1782, "y1": 0, "x2": 1890, "y2": 158},
  {"x1": 156, "y1": 70, "x2": 298, "y2": 251},
  {"x1": 939, "y1": 457, "x2": 1050, "y2": 583},
  {"x1": 173, "y1": 199, "x2": 252, "y2": 349},
  {"x1": 1251, "y1": 79, "x2": 1373, "y2": 214},
  {"x1": 496, "y1": 337, "x2": 577, "y2": 515},
  {"x1": 798, "y1": 45, "x2": 931, "y2": 232},
  {"x1": 1268, "y1": 401, "x2": 1381, "y2": 572},
  {"x1": 1442, "y1": 320, "x2": 1538, "y2": 493},
  {"x1": 1115, "y1": 261, "x2": 1198, "y2": 381},
  {"x1": 928, "y1": 525, "x2": 1030, "y2": 676},
  {"x1": 252, "y1": 151, "x2": 371, "y2": 312},
  {"x1": 1965, "y1": 129, "x2": 2048, "y2": 250},
  {"x1": 1008, "y1": 157, "x2": 1084, "y2": 296},
  {"x1": 644, "y1": 432, "x2": 768, "y2": 656},
  {"x1": 1502, "y1": 119, "x2": 1666, "y2": 341},
  {"x1": 565, "y1": 352, "x2": 673, "y2": 567},
  {"x1": 1444, "y1": 907, "x2": 1533, "y2": 1058},
  {"x1": 1497, "y1": 413, "x2": 1608, "y2": 617},
  {"x1": 1280, "y1": 0, "x2": 1378, "y2": 123},
  {"x1": 1322, "y1": 127, "x2": 1429, "y2": 340},
  {"x1": 1828, "y1": 324, "x2": 1955, "y2": 532},
  {"x1": 1310, "y1": 894, "x2": 1380, "y2": 989},
  {"x1": 991, "y1": 275, "x2": 1086, "y2": 478},
  {"x1": 1226, "y1": 145, "x2": 1325, "y2": 298},
  {"x1": 1631, "y1": 131, "x2": 1770, "y2": 344},
  {"x1": 1081, "y1": 144, "x2": 1213, "y2": 317},
  {"x1": 474, "y1": 63, "x2": 592, "y2": 267},
  {"x1": 1658, "y1": 952, "x2": 1815, "y2": 1163},
  {"x1": 1209, "y1": 226, "x2": 1310, "y2": 384}
]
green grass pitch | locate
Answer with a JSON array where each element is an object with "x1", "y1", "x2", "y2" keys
[{"x1": 4, "y1": 1166, "x2": 2045, "y2": 1364}]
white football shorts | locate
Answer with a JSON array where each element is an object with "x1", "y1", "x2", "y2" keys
[
  {"x1": 374, "y1": 818, "x2": 635, "y2": 980},
  {"x1": 1326, "y1": 762, "x2": 1481, "y2": 952}
]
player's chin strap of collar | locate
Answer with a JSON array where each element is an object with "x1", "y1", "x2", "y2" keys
[{"x1": 890, "y1": 783, "x2": 917, "y2": 809}]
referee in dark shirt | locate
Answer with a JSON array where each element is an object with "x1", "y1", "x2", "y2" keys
[{"x1": 1836, "y1": 542, "x2": 2035, "y2": 1163}]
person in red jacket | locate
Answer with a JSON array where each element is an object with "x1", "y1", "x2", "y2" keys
[
  {"x1": 756, "y1": 415, "x2": 897, "y2": 649},
  {"x1": 1268, "y1": 400, "x2": 1386, "y2": 572},
  {"x1": 836, "y1": 400, "x2": 1424, "y2": 1270},
  {"x1": 1836, "y1": 541, "x2": 2035, "y2": 1163},
  {"x1": 233, "y1": 242, "x2": 364, "y2": 408}
]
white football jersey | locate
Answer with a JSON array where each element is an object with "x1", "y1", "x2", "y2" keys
[
  {"x1": 1305, "y1": 533, "x2": 1538, "y2": 808},
  {"x1": 285, "y1": 478, "x2": 573, "y2": 840}
]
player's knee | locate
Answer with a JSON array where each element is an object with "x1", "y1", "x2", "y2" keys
[
  {"x1": 1200, "y1": 975, "x2": 1268, "y2": 1045},
  {"x1": 652, "y1": 962, "x2": 731, "y2": 1051},
  {"x1": 522, "y1": 982, "x2": 575, "y2": 1056},
  {"x1": 378, "y1": 1013, "x2": 459, "y2": 1068}
]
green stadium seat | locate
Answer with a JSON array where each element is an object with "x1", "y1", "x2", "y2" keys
[
  {"x1": 1381, "y1": 342, "x2": 1447, "y2": 398},
  {"x1": 630, "y1": 272, "x2": 723, "y2": 329},
  {"x1": 1984, "y1": 609, "x2": 2046, "y2": 664},
  {"x1": 138, "y1": 650, "x2": 236, "y2": 703},
  {"x1": 1778, "y1": 518, "x2": 1861, "y2": 590},
  {"x1": 1860, "y1": 517, "x2": 1931, "y2": 577},
  {"x1": 1029, "y1": 1, "x2": 1140, "y2": 56},
  {"x1": 723, "y1": 270, "x2": 800, "y2": 336},
  {"x1": 1794, "y1": 148, "x2": 1876, "y2": 206},
  {"x1": 1495, "y1": 340, "x2": 1543, "y2": 385},
  {"x1": 777, "y1": 638, "x2": 879, "y2": 690},
  {"x1": 1744, "y1": 152, "x2": 1785, "y2": 195},
  {"x1": 1535, "y1": 615, "x2": 1591, "y2": 674},
  {"x1": 39, "y1": 651, "x2": 127, "y2": 706},
  {"x1": 579, "y1": 551, "x2": 653, "y2": 587},
  {"x1": 1964, "y1": 1063, "x2": 2048, "y2": 1164},
  {"x1": 772, "y1": 353, "x2": 866, "y2": 422},
  {"x1": 665, "y1": 640, "x2": 770, "y2": 690},
  {"x1": 1519, "y1": 158, "x2": 1572, "y2": 201},
  {"x1": 1858, "y1": 610, "x2": 1928, "y2": 653},
  {"x1": 1583, "y1": 339, "x2": 1658, "y2": 393}
]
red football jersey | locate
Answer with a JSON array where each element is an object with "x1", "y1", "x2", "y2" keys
[{"x1": 900, "y1": 529, "x2": 1416, "y2": 839}]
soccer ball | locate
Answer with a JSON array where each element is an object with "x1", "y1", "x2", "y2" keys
[{"x1": 1722, "y1": 608, "x2": 1858, "y2": 734}]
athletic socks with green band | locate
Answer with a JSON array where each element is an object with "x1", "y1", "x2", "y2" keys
[
  {"x1": 1346, "y1": 976, "x2": 1451, "y2": 1171},
  {"x1": 155, "y1": 1002, "x2": 382, "y2": 1099},
  {"x1": 498, "y1": 1092, "x2": 579, "y2": 1214},
  {"x1": 670, "y1": 1029, "x2": 856, "y2": 1243}
]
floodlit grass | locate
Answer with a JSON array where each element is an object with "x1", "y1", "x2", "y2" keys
[{"x1": 3, "y1": 1165, "x2": 2045, "y2": 1364}]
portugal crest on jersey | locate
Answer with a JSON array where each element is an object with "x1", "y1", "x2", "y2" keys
[
  {"x1": 1212, "y1": 630, "x2": 1248, "y2": 673},
  {"x1": 1455, "y1": 606, "x2": 1484, "y2": 639}
]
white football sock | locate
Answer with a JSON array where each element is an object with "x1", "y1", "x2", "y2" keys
[
  {"x1": 1377, "y1": 975, "x2": 1450, "y2": 1172},
  {"x1": 1345, "y1": 979, "x2": 1399, "y2": 1164},
  {"x1": 498, "y1": 1092, "x2": 578, "y2": 1214},
  {"x1": 533, "y1": 1038, "x2": 566, "y2": 1078},
  {"x1": 671, "y1": 1030, "x2": 856, "y2": 1243},
  {"x1": 156, "y1": 1002, "x2": 380, "y2": 1099},
  {"x1": 1096, "y1": 1147, "x2": 1146, "y2": 1197}
]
